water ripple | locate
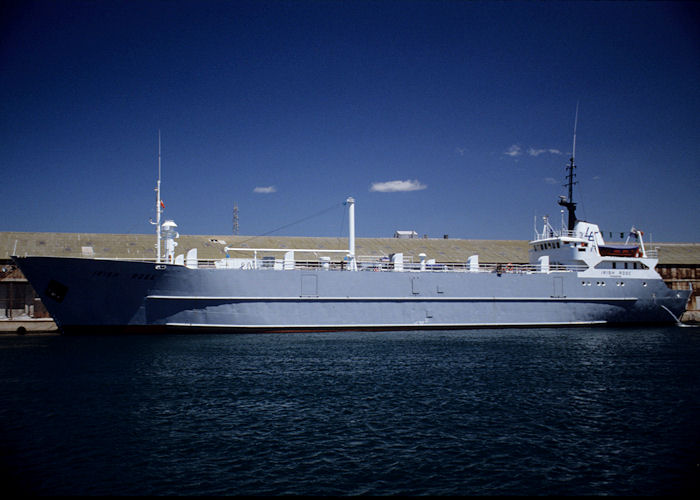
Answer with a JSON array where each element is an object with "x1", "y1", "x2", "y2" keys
[{"x1": 1, "y1": 327, "x2": 699, "y2": 495}]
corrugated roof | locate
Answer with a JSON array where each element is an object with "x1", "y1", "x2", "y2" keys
[{"x1": 1, "y1": 231, "x2": 698, "y2": 265}]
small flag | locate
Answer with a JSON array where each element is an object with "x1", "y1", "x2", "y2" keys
[{"x1": 160, "y1": 200, "x2": 165, "y2": 209}]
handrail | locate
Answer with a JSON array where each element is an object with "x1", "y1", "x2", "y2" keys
[
  {"x1": 532, "y1": 229, "x2": 584, "y2": 241},
  {"x1": 95, "y1": 255, "x2": 589, "y2": 273},
  {"x1": 199, "y1": 257, "x2": 589, "y2": 273}
]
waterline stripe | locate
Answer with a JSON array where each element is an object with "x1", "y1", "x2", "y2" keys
[
  {"x1": 148, "y1": 295, "x2": 637, "y2": 302},
  {"x1": 165, "y1": 320, "x2": 609, "y2": 329}
]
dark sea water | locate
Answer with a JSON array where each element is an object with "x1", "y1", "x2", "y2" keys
[{"x1": 1, "y1": 326, "x2": 699, "y2": 496}]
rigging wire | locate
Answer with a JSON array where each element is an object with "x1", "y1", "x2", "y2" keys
[{"x1": 233, "y1": 201, "x2": 345, "y2": 248}]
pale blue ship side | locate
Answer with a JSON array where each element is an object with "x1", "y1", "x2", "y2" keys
[{"x1": 13, "y1": 146, "x2": 691, "y2": 333}]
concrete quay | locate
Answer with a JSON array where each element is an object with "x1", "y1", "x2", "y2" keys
[{"x1": 0, "y1": 318, "x2": 58, "y2": 335}]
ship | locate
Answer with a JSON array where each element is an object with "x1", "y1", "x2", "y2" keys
[{"x1": 13, "y1": 138, "x2": 691, "y2": 334}]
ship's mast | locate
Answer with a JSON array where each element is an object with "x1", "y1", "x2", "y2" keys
[
  {"x1": 156, "y1": 131, "x2": 162, "y2": 263},
  {"x1": 558, "y1": 104, "x2": 579, "y2": 231},
  {"x1": 346, "y1": 197, "x2": 357, "y2": 271},
  {"x1": 232, "y1": 203, "x2": 239, "y2": 235}
]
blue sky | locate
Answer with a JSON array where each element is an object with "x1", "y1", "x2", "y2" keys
[{"x1": 2, "y1": 0, "x2": 698, "y2": 242}]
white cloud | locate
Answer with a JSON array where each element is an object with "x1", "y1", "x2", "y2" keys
[
  {"x1": 544, "y1": 177, "x2": 559, "y2": 185},
  {"x1": 528, "y1": 147, "x2": 562, "y2": 157},
  {"x1": 370, "y1": 179, "x2": 427, "y2": 193},
  {"x1": 504, "y1": 144, "x2": 562, "y2": 158},
  {"x1": 253, "y1": 185, "x2": 277, "y2": 194},
  {"x1": 504, "y1": 144, "x2": 522, "y2": 157}
]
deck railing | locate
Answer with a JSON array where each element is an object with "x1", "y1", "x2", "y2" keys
[
  {"x1": 191, "y1": 258, "x2": 588, "y2": 274},
  {"x1": 98, "y1": 255, "x2": 589, "y2": 273}
]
